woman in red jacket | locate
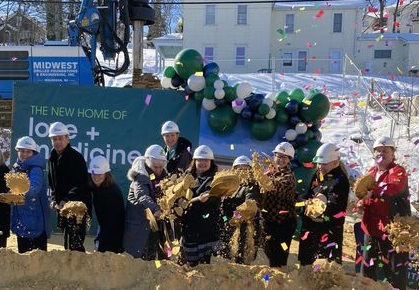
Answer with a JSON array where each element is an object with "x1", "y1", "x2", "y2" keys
[{"x1": 360, "y1": 136, "x2": 411, "y2": 290}]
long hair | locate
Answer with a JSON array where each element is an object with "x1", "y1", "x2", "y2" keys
[
  {"x1": 187, "y1": 159, "x2": 218, "y2": 177},
  {"x1": 88, "y1": 172, "x2": 115, "y2": 188}
]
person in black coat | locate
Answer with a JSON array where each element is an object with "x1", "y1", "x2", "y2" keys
[
  {"x1": 298, "y1": 143, "x2": 350, "y2": 266},
  {"x1": 88, "y1": 155, "x2": 124, "y2": 253},
  {"x1": 47, "y1": 122, "x2": 90, "y2": 252},
  {"x1": 180, "y1": 145, "x2": 221, "y2": 267},
  {"x1": 0, "y1": 151, "x2": 10, "y2": 248}
]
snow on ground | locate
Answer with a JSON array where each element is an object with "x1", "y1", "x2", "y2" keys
[{"x1": 102, "y1": 48, "x2": 419, "y2": 207}]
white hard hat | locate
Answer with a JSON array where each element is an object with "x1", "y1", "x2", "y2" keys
[
  {"x1": 15, "y1": 136, "x2": 38, "y2": 152},
  {"x1": 313, "y1": 143, "x2": 340, "y2": 163},
  {"x1": 193, "y1": 145, "x2": 214, "y2": 160},
  {"x1": 48, "y1": 122, "x2": 69, "y2": 137},
  {"x1": 161, "y1": 121, "x2": 180, "y2": 135},
  {"x1": 273, "y1": 142, "x2": 295, "y2": 158},
  {"x1": 233, "y1": 155, "x2": 251, "y2": 167},
  {"x1": 88, "y1": 155, "x2": 111, "y2": 174},
  {"x1": 373, "y1": 136, "x2": 395, "y2": 149},
  {"x1": 144, "y1": 144, "x2": 167, "y2": 161}
]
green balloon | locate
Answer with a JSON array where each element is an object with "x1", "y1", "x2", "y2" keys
[
  {"x1": 208, "y1": 105, "x2": 237, "y2": 134},
  {"x1": 296, "y1": 139, "x2": 323, "y2": 164},
  {"x1": 300, "y1": 93, "x2": 331, "y2": 123},
  {"x1": 224, "y1": 86, "x2": 237, "y2": 103},
  {"x1": 294, "y1": 166, "x2": 316, "y2": 198},
  {"x1": 289, "y1": 88, "x2": 305, "y2": 102},
  {"x1": 275, "y1": 107, "x2": 289, "y2": 124},
  {"x1": 174, "y1": 49, "x2": 204, "y2": 80},
  {"x1": 205, "y1": 72, "x2": 220, "y2": 87},
  {"x1": 304, "y1": 129, "x2": 314, "y2": 140},
  {"x1": 274, "y1": 91, "x2": 290, "y2": 108},
  {"x1": 194, "y1": 90, "x2": 204, "y2": 103},
  {"x1": 250, "y1": 119, "x2": 277, "y2": 141},
  {"x1": 203, "y1": 86, "x2": 215, "y2": 99},
  {"x1": 163, "y1": 66, "x2": 176, "y2": 78},
  {"x1": 258, "y1": 103, "x2": 270, "y2": 115}
]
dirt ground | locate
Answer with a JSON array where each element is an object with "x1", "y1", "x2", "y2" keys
[{"x1": 0, "y1": 221, "x2": 397, "y2": 290}]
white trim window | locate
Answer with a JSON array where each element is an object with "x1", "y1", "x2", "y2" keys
[
  {"x1": 205, "y1": 5, "x2": 215, "y2": 26},
  {"x1": 285, "y1": 14, "x2": 295, "y2": 34},
  {"x1": 237, "y1": 5, "x2": 247, "y2": 25},
  {"x1": 333, "y1": 13, "x2": 343, "y2": 33},
  {"x1": 297, "y1": 50, "x2": 307, "y2": 72},
  {"x1": 204, "y1": 46, "x2": 214, "y2": 63},
  {"x1": 374, "y1": 50, "x2": 392, "y2": 59},
  {"x1": 236, "y1": 46, "x2": 246, "y2": 66}
]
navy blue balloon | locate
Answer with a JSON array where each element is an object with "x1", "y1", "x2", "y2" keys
[
  {"x1": 203, "y1": 62, "x2": 220, "y2": 77},
  {"x1": 253, "y1": 113, "x2": 265, "y2": 122},
  {"x1": 246, "y1": 93, "x2": 264, "y2": 111},
  {"x1": 284, "y1": 99, "x2": 300, "y2": 116},
  {"x1": 289, "y1": 115, "x2": 302, "y2": 127},
  {"x1": 310, "y1": 121, "x2": 322, "y2": 130},
  {"x1": 241, "y1": 107, "x2": 253, "y2": 120},
  {"x1": 214, "y1": 98, "x2": 226, "y2": 106},
  {"x1": 295, "y1": 133, "x2": 309, "y2": 146},
  {"x1": 171, "y1": 74, "x2": 184, "y2": 88}
]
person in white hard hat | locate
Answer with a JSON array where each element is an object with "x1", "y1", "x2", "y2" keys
[
  {"x1": 0, "y1": 150, "x2": 11, "y2": 248},
  {"x1": 180, "y1": 145, "x2": 221, "y2": 267},
  {"x1": 261, "y1": 142, "x2": 297, "y2": 267},
  {"x1": 7, "y1": 136, "x2": 50, "y2": 253},
  {"x1": 88, "y1": 155, "x2": 124, "y2": 253},
  {"x1": 220, "y1": 155, "x2": 261, "y2": 265},
  {"x1": 161, "y1": 120, "x2": 192, "y2": 174},
  {"x1": 359, "y1": 136, "x2": 410, "y2": 290},
  {"x1": 123, "y1": 145, "x2": 168, "y2": 260},
  {"x1": 298, "y1": 142, "x2": 350, "y2": 266},
  {"x1": 47, "y1": 121, "x2": 90, "y2": 252}
]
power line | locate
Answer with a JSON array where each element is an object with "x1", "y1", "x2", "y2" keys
[{"x1": 0, "y1": 0, "x2": 333, "y2": 4}]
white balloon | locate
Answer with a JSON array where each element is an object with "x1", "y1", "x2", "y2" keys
[
  {"x1": 202, "y1": 98, "x2": 217, "y2": 111},
  {"x1": 214, "y1": 88, "x2": 225, "y2": 100},
  {"x1": 231, "y1": 99, "x2": 247, "y2": 114},
  {"x1": 214, "y1": 80, "x2": 225, "y2": 90},
  {"x1": 262, "y1": 97, "x2": 274, "y2": 108},
  {"x1": 295, "y1": 122, "x2": 308, "y2": 134},
  {"x1": 265, "y1": 108, "x2": 277, "y2": 119},
  {"x1": 160, "y1": 76, "x2": 172, "y2": 89},
  {"x1": 236, "y1": 82, "x2": 253, "y2": 99},
  {"x1": 285, "y1": 129, "x2": 297, "y2": 141},
  {"x1": 187, "y1": 75, "x2": 206, "y2": 92}
]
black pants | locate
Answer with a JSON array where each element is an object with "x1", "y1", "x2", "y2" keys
[
  {"x1": 263, "y1": 218, "x2": 297, "y2": 267},
  {"x1": 17, "y1": 231, "x2": 47, "y2": 254},
  {"x1": 0, "y1": 236, "x2": 7, "y2": 248},
  {"x1": 361, "y1": 234, "x2": 408, "y2": 290},
  {"x1": 63, "y1": 216, "x2": 87, "y2": 252},
  {"x1": 298, "y1": 216, "x2": 344, "y2": 266}
]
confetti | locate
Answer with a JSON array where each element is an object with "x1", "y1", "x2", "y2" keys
[
  {"x1": 202, "y1": 213, "x2": 210, "y2": 219},
  {"x1": 279, "y1": 210, "x2": 289, "y2": 214},
  {"x1": 149, "y1": 173, "x2": 155, "y2": 180},
  {"x1": 320, "y1": 233, "x2": 328, "y2": 243},
  {"x1": 195, "y1": 71, "x2": 203, "y2": 76},
  {"x1": 313, "y1": 264, "x2": 321, "y2": 272},
  {"x1": 300, "y1": 231, "x2": 310, "y2": 240},
  {"x1": 230, "y1": 144, "x2": 235, "y2": 150},
  {"x1": 315, "y1": 9, "x2": 324, "y2": 19},
  {"x1": 155, "y1": 260, "x2": 162, "y2": 268},
  {"x1": 333, "y1": 212, "x2": 346, "y2": 218},
  {"x1": 295, "y1": 201, "x2": 305, "y2": 207},
  {"x1": 355, "y1": 256, "x2": 363, "y2": 264},
  {"x1": 263, "y1": 274, "x2": 270, "y2": 282},
  {"x1": 281, "y1": 242, "x2": 288, "y2": 250},
  {"x1": 145, "y1": 94, "x2": 152, "y2": 106}
]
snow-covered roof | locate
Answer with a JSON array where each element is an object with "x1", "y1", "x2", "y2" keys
[
  {"x1": 274, "y1": 0, "x2": 367, "y2": 9},
  {"x1": 358, "y1": 33, "x2": 419, "y2": 43}
]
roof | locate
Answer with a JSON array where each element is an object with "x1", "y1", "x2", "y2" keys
[
  {"x1": 274, "y1": 0, "x2": 367, "y2": 9},
  {"x1": 151, "y1": 33, "x2": 183, "y2": 59},
  {"x1": 358, "y1": 33, "x2": 419, "y2": 43}
]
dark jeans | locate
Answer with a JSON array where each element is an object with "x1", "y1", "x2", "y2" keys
[
  {"x1": 298, "y1": 216, "x2": 344, "y2": 266},
  {"x1": 361, "y1": 234, "x2": 408, "y2": 290},
  {"x1": 17, "y1": 231, "x2": 47, "y2": 254},
  {"x1": 0, "y1": 236, "x2": 7, "y2": 248},
  {"x1": 63, "y1": 216, "x2": 87, "y2": 252},
  {"x1": 263, "y1": 217, "x2": 297, "y2": 267}
]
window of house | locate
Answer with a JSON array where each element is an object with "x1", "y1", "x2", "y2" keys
[
  {"x1": 205, "y1": 5, "x2": 215, "y2": 25},
  {"x1": 204, "y1": 47, "x2": 214, "y2": 63},
  {"x1": 333, "y1": 13, "x2": 343, "y2": 33},
  {"x1": 236, "y1": 46, "x2": 246, "y2": 66},
  {"x1": 285, "y1": 14, "x2": 294, "y2": 33},
  {"x1": 283, "y1": 52, "x2": 292, "y2": 67},
  {"x1": 237, "y1": 5, "x2": 247, "y2": 25},
  {"x1": 297, "y1": 51, "x2": 307, "y2": 72},
  {"x1": 374, "y1": 50, "x2": 392, "y2": 59}
]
